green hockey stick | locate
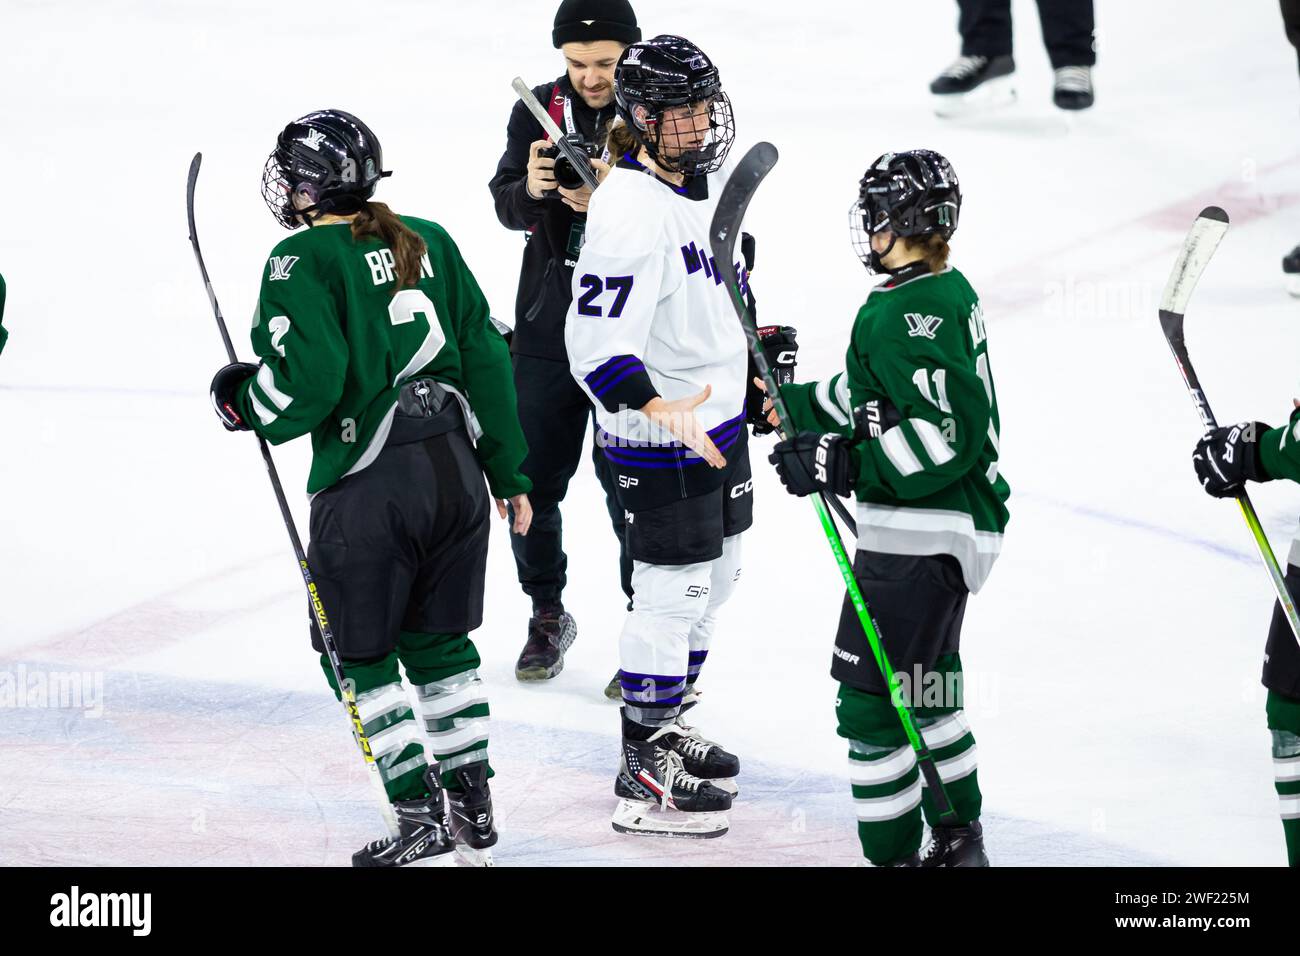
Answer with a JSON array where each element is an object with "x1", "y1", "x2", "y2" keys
[
  {"x1": 710, "y1": 143, "x2": 957, "y2": 821},
  {"x1": 1160, "y1": 206, "x2": 1300, "y2": 648}
]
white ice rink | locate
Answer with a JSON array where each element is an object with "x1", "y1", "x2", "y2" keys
[{"x1": 2, "y1": 0, "x2": 1299, "y2": 865}]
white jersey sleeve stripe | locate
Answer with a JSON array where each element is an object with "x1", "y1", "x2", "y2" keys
[
  {"x1": 255, "y1": 363, "x2": 294, "y2": 412},
  {"x1": 815, "y1": 376, "x2": 850, "y2": 427},
  {"x1": 880, "y1": 426, "x2": 923, "y2": 476},
  {"x1": 910, "y1": 418, "x2": 956, "y2": 466}
]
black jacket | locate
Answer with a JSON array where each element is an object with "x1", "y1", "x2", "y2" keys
[{"x1": 488, "y1": 75, "x2": 616, "y2": 361}]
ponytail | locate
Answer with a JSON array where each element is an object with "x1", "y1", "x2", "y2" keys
[
  {"x1": 350, "y1": 201, "x2": 427, "y2": 290},
  {"x1": 605, "y1": 118, "x2": 641, "y2": 161}
]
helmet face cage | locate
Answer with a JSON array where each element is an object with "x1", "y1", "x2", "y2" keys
[
  {"x1": 848, "y1": 150, "x2": 961, "y2": 272},
  {"x1": 261, "y1": 110, "x2": 389, "y2": 229},
  {"x1": 650, "y1": 91, "x2": 734, "y2": 177}
]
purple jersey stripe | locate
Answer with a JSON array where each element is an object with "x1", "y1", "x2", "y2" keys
[{"x1": 586, "y1": 355, "x2": 644, "y2": 392}]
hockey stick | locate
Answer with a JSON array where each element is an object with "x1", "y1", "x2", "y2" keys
[
  {"x1": 186, "y1": 153, "x2": 400, "y2": 837},
  {"x1": 1160, "y1": 205, "x2": 1300, "y2": 648},
  {"x1": 511, "y1": 77, "x2": 601, "y2": 192},
  {"x1": 711, "y1": 143, "x2": 957, "y2": 820}
]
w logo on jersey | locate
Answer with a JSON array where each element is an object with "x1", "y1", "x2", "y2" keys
[
  {"x1": 905, "y1": 312, "x2": 943, "y2": 339},
  {"x1": 268, "y1": 256, "x2": 300, "y2": 281}
]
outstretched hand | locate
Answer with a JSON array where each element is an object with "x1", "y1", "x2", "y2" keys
[{"x1": 642, "y1": 386, "x2": 727, "y2": 469}]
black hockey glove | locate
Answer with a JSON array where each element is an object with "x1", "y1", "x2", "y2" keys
[
  {"x1": 1193, "y1": 421, "x2": 1272, "y2": 498},
  {"x1": 210, "y1": 363, "x2": 258, "y2": 432},
  {"x1": 769, "y1": 431, "x2": 854, "y2": 498},
  {"x1": 747, "y1": 325, "x2": 798, "y2": 435}
]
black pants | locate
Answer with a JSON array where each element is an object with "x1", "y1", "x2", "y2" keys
[
  {"x1": 1285, "y1": 0, "x2": 1300, "y2": 77},
  {"x1": 509, "y1": 353, "x2": 631, "y2": 605},
  {"x1": 1264, "y1": 565, "x2": 1300, "y2": 698},
  {"x1": 957, "y1": 0, "x2": 1096, "y2": 69},
  {"x1": 832, "y1": 551, "x2": 970, "y2": 694},
  {"x1": 308, "y1": 425, "x2": 490, "y2": 660}
]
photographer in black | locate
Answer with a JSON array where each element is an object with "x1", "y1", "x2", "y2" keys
[{"x1": 489, "y1": 0, "x2": 640, "y2": 688}]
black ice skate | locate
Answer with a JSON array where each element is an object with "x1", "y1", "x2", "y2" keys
[
  {"x1": 1053, "y1": 66, "x2": 1094, "y2": 111},
  {"x1": 1285, "y1": 244, "x2": 1300, "y2": 297},
  {"x1": 920, "y1": 820, "x2": 990, "y2": 868},
  {"x1": 352, "y1": 779, "x2": 456, "y2": 868},
  {"x1": 612, "y1": 737, "x2": 732, "y2": 838},
  {"x1": 929, "y1": 54, "x2": 1016, "y2": 117},
  {"x1": 514, "y1": 603, "x2": 577, "y2": 681},
  {"x1": 444, "y1": 761, "x2": 497, "y2": 867},
  {"x1": 652, "y1": 722, "x2": 740, "y2": 796}
]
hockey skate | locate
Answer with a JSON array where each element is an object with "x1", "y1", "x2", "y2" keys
[
  {"x1": 612, "y1": 736, "x2": 732, "y2": 838},
  {"x1": 444, "y1": 761, "x2": 497, "y2": 867},
  {"x1": 920, "y1": 820, "x2": 990, "y2": 867},
  {"x1": 515, "y1": 603, "x2": 578, "y2": 681},
  {"x1": 352, "y1": 777, "x2": 456, "y2": 868},
  {"x1": 1053, "y1": 66, "x2": 1094, "y2": 110},
  {"x1": 653, "y1": 721, "x2": 740, "y2": 796},
  {"x1": 930, "y1": 55, "x2": 1016, "y2": 118},
  {"x1": 1285, "y1": 245, "x2": 1300, "y2": 298}
]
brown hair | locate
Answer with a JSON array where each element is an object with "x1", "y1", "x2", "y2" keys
[
  {"x1": 606, "y1": 118, "x2": 640, "y2": 160},
  {"x1": 913, "y1": 234, "x2": 950, "y2": 274},
  {"x1": 350, "y1": 201, "x2": 428, "y2": 290}
]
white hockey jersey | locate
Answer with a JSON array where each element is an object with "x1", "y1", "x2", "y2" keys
[{"x1": 565, "y1": 154, "x2": 750, "y2": 456}]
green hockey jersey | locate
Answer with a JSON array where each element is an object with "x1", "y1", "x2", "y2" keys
[
  {"x1": 1260, "y1": 412, "x2": 1300, "y2": 566},
  {"x1": 234, "y1": 218, "x2": 530, "y2": 498},
  {"x1": 780, "y1": 264, "x2": 1010, "y2": 592}
]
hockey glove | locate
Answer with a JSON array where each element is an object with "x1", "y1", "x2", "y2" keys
[
  {"x1": 1193, "y1": 421, "x2": 1272, "y2": 498},
  {"x1": 769, "y1": 431, "x2": 854, "y2": 498},
  {"x1": 747, "y1": 325, "x2": 798, "y2": 435},
  {"x1": 210, "y1": 362, "x2": 258, "y2": 432}
]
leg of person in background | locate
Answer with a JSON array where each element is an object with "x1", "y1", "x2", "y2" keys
[
  {"x1": 1282, "y1": 0, "x2": 1300, "y2": 294},
  {"x1": 930, "y1": 0, "x2": 1017, "y2": 115},
  {"x1": 509, "y1": 354, "x2": 589, "y2": 680},
  {"x1": 1037, "y1": 0, "x2": 1096, "y2": 109},
  {"x1": 831, "y1": 552, "x2": 985, "y2": 867}
]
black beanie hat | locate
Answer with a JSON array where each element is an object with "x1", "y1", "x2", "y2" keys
[{"x1": 552, "y1": 0, "x2": 641, "y2": 49}]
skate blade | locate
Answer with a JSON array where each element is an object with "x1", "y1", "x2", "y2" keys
[
  {"x1": 610, "y1": 799, "x2": 729, "y2": 839},
  {"x1": 1288, "y1": 275, "x2": 1300, "y2": 298},
  {"x1": 453, "y1": 844, "x2": 495, "y2": 867},
  {"x1": 933, "y1": 76, "x2": 1017, "y2": 118},
  {"x1": 404, "y1": 849, "x2": 460, "y2": 868}
]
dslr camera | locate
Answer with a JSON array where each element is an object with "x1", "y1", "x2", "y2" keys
[{"x1": 540, "y1": 137, "x2": 598, "y2": 193}]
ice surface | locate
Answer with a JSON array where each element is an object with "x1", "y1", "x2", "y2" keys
[{"x1": 1, "y1": 0, "x2": 1298, "y2": 865}]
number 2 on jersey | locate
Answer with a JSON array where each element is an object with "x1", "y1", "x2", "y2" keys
[{"x1": 388, "y1": 289, "x2": 446, "y2": 385}]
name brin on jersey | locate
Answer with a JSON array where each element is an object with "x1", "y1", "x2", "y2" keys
[{"x1": 364, "y1": 248, "x2": 436, "y2": 286}]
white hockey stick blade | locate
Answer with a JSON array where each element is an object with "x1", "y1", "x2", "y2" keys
[
  {"x1": 611, "y1": 800, "x2": 730, "y2": 839},
  {"x1": 1160, "y1": 206, "x2": 1229, "y2": 316}
]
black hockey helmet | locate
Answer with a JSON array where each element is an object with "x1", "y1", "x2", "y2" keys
[
  {"x1": 850, "y1": 149, "x2": 961, "y2": 273},
  {"x1": 613, "y1": 35, "x2": 735, "y2": 177},
  {"x1": 261, "y1": 109, "x2": 392, "y2": 229}
]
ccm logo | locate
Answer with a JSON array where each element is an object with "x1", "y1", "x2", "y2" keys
[
  {"x1": 729, "y1": 479, "x2": 754, "y2": 499},
  {"x1": 685, "y1": 584, "x2": 711, "y2": 598},
  {"x1": 618, "y1": 475, "x2": 640, "y2": 488}
]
